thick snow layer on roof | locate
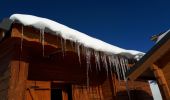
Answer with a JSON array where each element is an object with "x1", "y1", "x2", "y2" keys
[
  {"x1": 156, "y1": 29, "x2": 170, "y2": 43},
  {"x1": 10, "y1": 14, "x2": 144, "y2": 57}
]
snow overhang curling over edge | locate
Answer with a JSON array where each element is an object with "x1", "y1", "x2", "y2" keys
[{"x1": 9, "y1": 14, "x2": 144, "y2": 60}]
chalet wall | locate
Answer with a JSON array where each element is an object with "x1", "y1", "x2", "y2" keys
[
  {"x1": 72, "y1": 85, "x2": 104, "y2": 100},
  {"x1": 0, "y1": 34, "x2": 15, "y2": 99},
  {"x1": 25, "y1": 81, "x2": 51, "y2": 100},
  {"x1": 0, "y1": 24, "x2": 155, "y2": 100},
  {"x1": 101, "y1": 77, "x2": 115, "y2": 100},
  {"x1": 116, "y1": 80, "x2": 153, "y2": 100},
  {"x1": 0, "y1": 68, "x2": 10, "y2": 100}
]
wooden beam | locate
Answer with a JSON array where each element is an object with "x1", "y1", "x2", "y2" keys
[
  {"x1": 150, "y1": 64, "x2": 170, "y2": 100},
  {"x1": 128, "y1": 39, "x2": 170, "y2": 80}
]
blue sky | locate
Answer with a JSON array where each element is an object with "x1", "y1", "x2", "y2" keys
[{"x1": 0, "y1": 0, "x2": 170, "y2": 52}]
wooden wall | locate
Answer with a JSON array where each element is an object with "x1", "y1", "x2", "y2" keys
[
  {"x1": 0, "y1": 69, "x2": 10, "y2": 100},
  {"x1": 25, "y1": 81, "x2": 51, "y2": 100},
  {"x1": 0, "y1": 24, "x2": 154, "y2": 100},
  {"x1": 116, "y1": 80, "x2": 153, "y2": 100},
  {"x1": 0, "y1": 33, "x2": 15, "y2": 99}
]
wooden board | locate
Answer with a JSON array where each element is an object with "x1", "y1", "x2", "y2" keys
[{"x1": 8, "y1": 60, "x2": 29, "y2": 100}]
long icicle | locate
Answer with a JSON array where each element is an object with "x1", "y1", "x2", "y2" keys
[
  {"x1": 76, "y1": 43, "x2": 81, "y2": 65},
  {"x1": 102, "y1": 54, "x2": 109, "y2": 77},
  {"x1": 60, "y1": 36, "x2": 64, "y2": 57},
  {"x1": 41, "y1": 29, "x2": 45, "y2": 56},
  {"x1": 21, "y1": 25, "x2": 24, "y2": 52},
  {"x1": 94, "y1": 51, "x2": 101, "y2": 71},
  {"x1": 120, "y1": 57, "x2": 131, "y2": 100},
  {"x1": 85, "y1": 48, "x2": 91, "y2": 87},
  {"x1": 64, "y1": 38, "x2": 67, "y2": 54},
  {"x1": 115, "y1": 56, "x2": 121, "y2": 81}
]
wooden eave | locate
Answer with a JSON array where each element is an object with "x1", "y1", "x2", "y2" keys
[
  {"x1": 6, "y1": 23, "x2": 109, "y2": 84},
  {"x1": 126, "y1": 32, "x2": 170, "y2": 80},
  {"x1": 0, "y1": 20, "x2": 138, "y2": 84}
]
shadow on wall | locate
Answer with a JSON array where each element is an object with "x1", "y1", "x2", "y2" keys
[{"x1": 117, "y1": 89, "x2": 153, "y2": 100}]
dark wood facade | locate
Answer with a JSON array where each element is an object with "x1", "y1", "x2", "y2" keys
[{"x1": 0, "y1": 23, "x2": 153, "y2": 100}]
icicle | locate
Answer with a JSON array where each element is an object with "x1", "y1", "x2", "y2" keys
[
  {"x1": 119, "y1": 57, "x2": 130, "y2": 82},
  {"x1": 110, "y1": 56, "x2": 131, "y2": 100},
  {"x1": 121, "y1": 58, "x2": 127, "y2": 72},
  {"x1": 60, "y1": 37, "x2": 64, "y2": 57},
  {"x1": 85, "y1": 48, "x2": 91, "y2": 87},
  {"x1": 111, "y1": 56, "x2": 117, "y2": 73},
  {"x1": 115, "y1": 57, "x2": 122, "y2": 79},
  {"x1": 125, "y1": 59, "x2": 130, "y2": 70},
  {"x1": 40, "y1": 29, "x2": 45, "y2": 56},
  {"x1": 120, "y1": 58, "x2": 126, "y2": 80},
  {"x1": 21, "y1": 25, "x2": 24, "y2": 52},
  {"x1": 94, "y1": 51, "x2": 101, "y2": 71},
  {"x1": 76, "y1": 43, "x2": 81, "y2": 65},
  {"x1": 114, "y1": 56, "x2": 121, "y2": 81},
  {"x1": 123, "y1": 58, "x2": 129, "y2": 72},
  {"x1": 64, "y1": 38, "x2": 67, "y2": 53},
  {"x1": 70, "y1": 41, "x2": 74, "y2": 48},
  {"x1": 108, "y1": 56, "x2": 113, "y2": 76},
  {"x1": 119, "y1": 57, "x2": 131, "y2": 100},
  {"x1": 101, "y1": 54, "x2": 109, "y2": 77},
  {"x1": 125, "y1": 78, "x2": 131, "y2": 100},
  {"x1": 42, "y1": 29, "x2": 45, "y2": 56}
]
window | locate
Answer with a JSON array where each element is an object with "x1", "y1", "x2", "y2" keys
[
  {"x1": 51, "y1": 88, "x2": 63, "y2": 100},
  {"x1": 51, "y1": 82, "x2": 72, "y2": 100}
]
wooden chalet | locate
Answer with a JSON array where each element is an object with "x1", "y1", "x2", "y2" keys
[
  {"x1": 0, "y1": 14, "x2": 153, "y2": 100},
  {"x1": 127, "y1": 31, "x2": 170, "y2": 100}
]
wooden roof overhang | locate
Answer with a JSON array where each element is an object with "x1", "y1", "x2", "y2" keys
[
  {"x1": 0, "y1": 21, "x2": 114, "y2": 85},
  {"x1": 126, "y1": 32, "x2": 170, "y2": 80},
  {"x1": 0, "y1": 19, "x2": 137, "y2": 85},
  {"x1": 12, "y1": 23, "x2": 110, "y2": 84}
]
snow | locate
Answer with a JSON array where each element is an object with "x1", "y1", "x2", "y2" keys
[
  {"x1": 149, "y1": 81, "x2": 162, "y2": 100},
  {"x1": 10, "y1": 14, "x2": 144, "y2": 58},
  {"x1": 157, "y1": 29, "x2": 170, "y2": 43}
]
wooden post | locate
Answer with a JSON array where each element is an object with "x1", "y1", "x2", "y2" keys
[
  {"x1": 8, "y1": 60, "x2": 29, "y2": 100},
  {"x1": 150, "y1": 64, "x2": 170, "y2": 100}
]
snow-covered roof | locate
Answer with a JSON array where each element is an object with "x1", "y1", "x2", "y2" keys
[
  {"x1": 10, "y1": 14, "x2": 144, "y2": 58},
  {"x1": 156, "y1": 29, "x2": 170, "y2": 43}
]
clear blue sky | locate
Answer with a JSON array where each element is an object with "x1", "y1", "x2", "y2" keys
[{"x1": 1, "y1": 0, "x2": 170, "y2": 52}]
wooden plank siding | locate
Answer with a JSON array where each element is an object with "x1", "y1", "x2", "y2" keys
[
  {"x1": 115, "y1": 80, "x2": 153, "y2": 100},
  {"x1": 0, "y1": 23, "x2": 154, "y2": 100},
  {"x1": 0, "y1": 30, "x2": 16, "y2": 100},
  {"x1": 25, "y1": 81, "x2": 51, "y2": 100},
  {"x1": 72, "y1": 84, "x2": 104, "y2": 100},
  {"x1": 8, "y1": 60, "x2": 29, "y2": 100},
  {"x1": 0, "y1": 69, "x2": 10, "y2": 100}
]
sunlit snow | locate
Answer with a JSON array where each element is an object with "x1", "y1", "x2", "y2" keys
[{"x1": 10, "y1": 14, "x2": 144, "y2": 58}]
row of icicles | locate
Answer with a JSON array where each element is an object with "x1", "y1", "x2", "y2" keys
[{"x1": 20, "y1": 26, "x2": 133, "y2": 100}]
